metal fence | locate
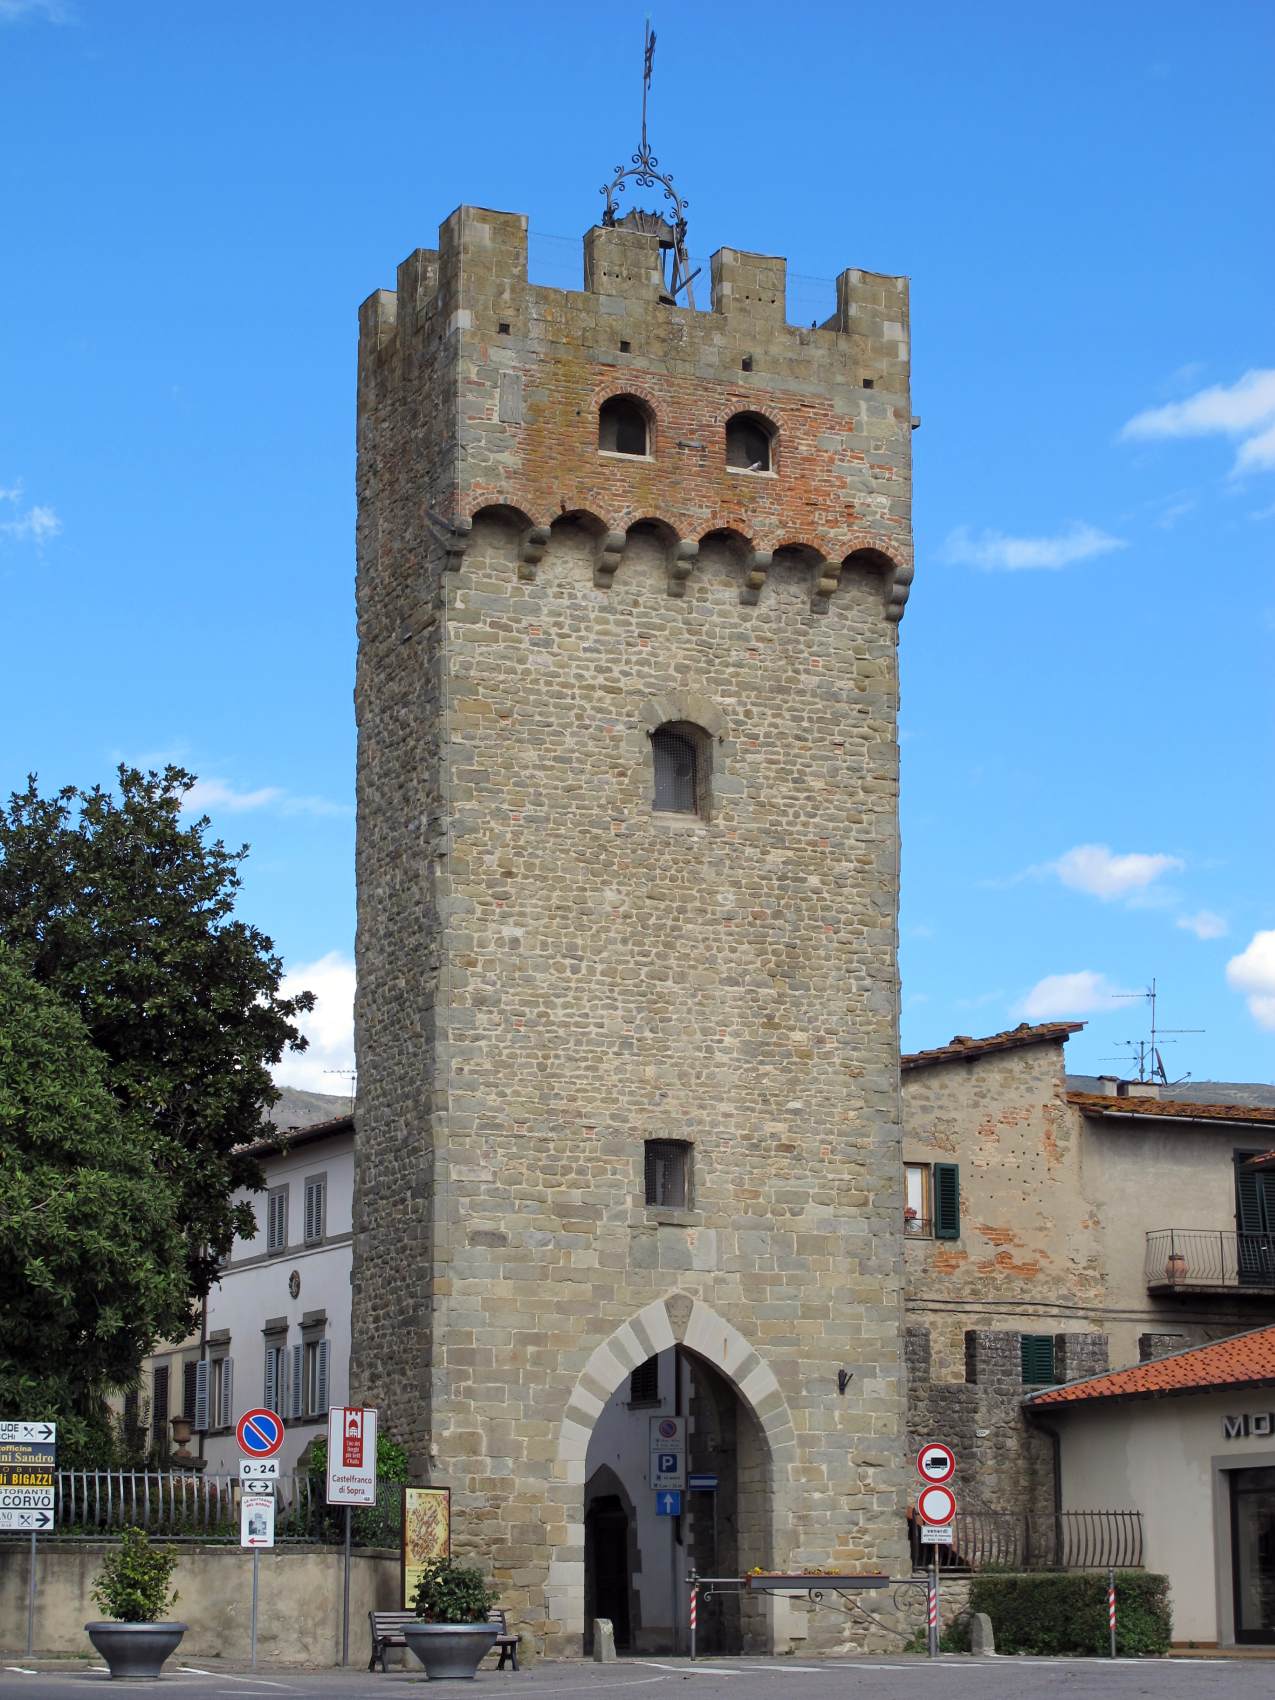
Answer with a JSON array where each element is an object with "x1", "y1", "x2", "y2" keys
[
  {"x1": 909, "y1": 1508, "x2": 1143, "y2": 1574},
  {"x1": 1145, "y1": 1228, "x2": 1275, "y2": 1291},
  {"x1": 0, "y1": 1472, "x2": 403, "y2": 1548}
]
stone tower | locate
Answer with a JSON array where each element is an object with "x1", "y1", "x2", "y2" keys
[{"x1": 352, "y1": 202, "x2": 915, "y2": 1656}]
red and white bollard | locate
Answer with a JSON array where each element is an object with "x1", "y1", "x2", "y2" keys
[{"x1": 1108, "y1": 1568, "x2": 1117, "y2": 1658}]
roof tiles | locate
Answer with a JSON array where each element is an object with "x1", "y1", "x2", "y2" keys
[{"x1": 1028, "y1": 1323, "x2": 1275, "y2": 1407}]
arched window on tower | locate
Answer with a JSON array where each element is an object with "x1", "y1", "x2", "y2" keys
[
  {"x1": 651, "y1": 722, "x2": 709, "y2": 816},
  {"x1": 725, "y1": 411, "x2": 776, "y2": 473},
  {"x1": 599, "y1": 395, "x2": 652, "y2": 457}
]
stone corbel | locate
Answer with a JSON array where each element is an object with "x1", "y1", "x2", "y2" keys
[
  {"x1": 739, "y1": 549, "x2": 773, "y2": 606},
  {"x1": 667, "y1": 539, "x2": 699, "y2": 598},
  {"x1": 517, "y1": 525, "x2": 551, "y2": 582},
  {"x1": 811, "y1": 560, "x2": 840, "y2": 613},
  {"x1": 885, "y1": 561, "x2": 914, "y2": 623},
  {"x1": 594, "y1": 531, "x2": 627, "y2": 590}
]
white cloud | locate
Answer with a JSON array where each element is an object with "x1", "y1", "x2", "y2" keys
[
  {"x1": 180, "y1": 775, "x2": 350, "y2": 818},
  {"x1": 273, "y1": 951, "x2": 355, "y2": 1092},
  {"x1": 1015, "y1": 971, "x2": 1120, "y2": 1021},
  {"x1": 1226, "y1": 932, "x2": 1275, "y2": 1033},
  {"x1": 1052, "y1": 843, "x2": 1183, "y2": 902},
  {"x1": 941, "y1": 522, "x2": 1126, "y2": 572},
  {"x1": 1176, "y1": 910, "x2": 1228, "y2": 941},
  {"x1": 184, "y1": 777, "x2": 285, "y2": 813},
  {"x1": 1121, "y1": 369, "x2": 1275, "y2": 477}
]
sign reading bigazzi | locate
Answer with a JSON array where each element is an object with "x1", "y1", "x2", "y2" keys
[{"x1": 0, "y1": 1421, "x2": 57, "y2": 1532}]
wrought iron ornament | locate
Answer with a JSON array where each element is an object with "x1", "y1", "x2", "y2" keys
[{"x1": 599, "y1": 19, "x2": 696, "y2": 306}]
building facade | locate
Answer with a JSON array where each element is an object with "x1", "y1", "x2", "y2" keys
[{"x1": 351, "y1": 202, "x2": 916, "y2": 1654}]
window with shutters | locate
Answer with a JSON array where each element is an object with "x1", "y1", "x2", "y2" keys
[
  {"x1": 933, "y1": 1162, "x2": 961, "y2": 1240},
  {"x1": 304, "y1": 1174, "x2": 327, "y2": 1245},
  {"x1": 1020, "y1": 1334, "x2": 1056, "y2": 1385},
  {"x1": 644, "y1": 1140, "x2": 691, "y2": 1209},
  {"x1": 263, "y1": 1343, "x2": 287, "y2": 1417},
  {"x1": 304, "y1": 1338, "x2": 330, "y2": 1416},
  {"x1": 628, "y1": 1356, "x2": 660, "y2": 1405},
  {"x1": 151, "y1": 1364, "x2": 170, "y2": 1447},
  {"x1": 267, "y1": 1185, "x2": 289, "y2": 1253},
  {"x1": 651, "y1": 722, "x2": 710, "y2": 817}
]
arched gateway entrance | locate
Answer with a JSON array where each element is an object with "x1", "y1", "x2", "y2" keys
[{"x1": 555, "y1": 1295, "x2": 796, "y2": 1655}]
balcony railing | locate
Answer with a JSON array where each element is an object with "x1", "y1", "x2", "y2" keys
[{"x1": 1146, "y1": 1229, "x2": 1275, "y2": 1293}]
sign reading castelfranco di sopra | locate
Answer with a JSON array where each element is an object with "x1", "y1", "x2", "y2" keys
[{"x1": 1223, "y1": 1413, "x2": 1275, "y2": 1439}]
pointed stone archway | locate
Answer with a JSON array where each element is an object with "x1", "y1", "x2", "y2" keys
[{"x1": 550, "y1": 1293, "x2": 798, "y2": 1651}]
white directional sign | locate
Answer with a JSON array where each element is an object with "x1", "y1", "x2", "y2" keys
[
  {"x1": 916, "y1": 1442, "x2": 956, "y2": 1484},
  {"x1": 326, "y1": 1406, "x2": 378, "y2": 1506},
  {"x1": 240, "y1": 1492, "x2": 275, "y2": 1548},
  {"x1": 650, "y1": 1415, "x2": 686, "y2": 1491}
]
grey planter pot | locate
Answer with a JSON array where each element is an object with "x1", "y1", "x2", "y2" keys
[
  {"x1": 85, "y1": 1622, "x2": 188, "y2": 1679},
  {"x1": 401, "y1": 1621, "x2": 498, "y2": 1681}
]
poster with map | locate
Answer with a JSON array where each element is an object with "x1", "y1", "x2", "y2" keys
[{"x1": 401, "y1": 1486, "x2": 451, "y2": 1607}]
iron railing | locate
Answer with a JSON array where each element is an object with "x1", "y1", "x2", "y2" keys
[
  {"x1": 909, "y1": 1508, "x2": 1143, "y2": 1574},
  {"x1": 0, "y1": 1472, "x2": 403, "y2": 1547},
  {"x1": 1145, "y1": 1229, "x2": 1275, "y2": 1292}
]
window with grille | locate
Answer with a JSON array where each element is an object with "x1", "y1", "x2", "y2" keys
[
  {"x1": 1021, "y1": 1334, "x2": 1056, "y2": 1386},
  {"x1": 725, "y1": 411, "x2": 776, "y2": 472},
  {"x1": 304, "y1": 1174, "x2": 327, "y2": 1245},
  {"x1": 652, "y1": 724, "x2": 707, "y2": 815},
  {"x1": 629, "y1": 1356, "x2": 660, "y2": 1405},
  {"x1": 267, "y1": 1185, "x2": 289, "y2": 1253},
  {"x1": 599, "y1": 394, "x2": 651, "y2": 457},
  {"x1": 644, "y1": 1140, "x2": 690, "y2": 1208}
]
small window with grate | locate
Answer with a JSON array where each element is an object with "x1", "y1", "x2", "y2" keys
[
  {"x1": 629, "y1": 1356, "x2": 660, "y2": 1405},
  {"x1": 1021, "y1": 1334, "x2": 1056, "y2": 1386},
  {"x1": 644, "y1": 1140, "x2": 691, "y2": 1208},
  {"x1": 599, "y1": 394, "x2": 651, "y2": 457}
]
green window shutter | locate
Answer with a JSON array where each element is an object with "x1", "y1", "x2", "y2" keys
[
  {"x1": 933, "y1": 1163, "x2": 960, "y2": 1239},
  {"x1": 1021, "y1": 1334, "x2": 1056, "y2": 1385}
]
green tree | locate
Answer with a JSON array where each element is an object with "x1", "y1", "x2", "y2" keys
[
  {"x1": 0, "y1": 766, "x2": 314, "y2": 1296},
  {"x1": 0, "y1": 948, "x2": 190, "y2": 1457}
]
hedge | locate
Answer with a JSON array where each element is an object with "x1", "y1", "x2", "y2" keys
[{"x1": 963, "y1": 1572, "x2": 1171, "y2": 1657}]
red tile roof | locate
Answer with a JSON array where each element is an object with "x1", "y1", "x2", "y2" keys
[
  {"x1": 902, "y1": 1021, "x2": 1084, "y2": 1071},
  {"x1": 1028, "y1": 1323, "x2": 1275, "y2": 1408},
  {"x1": 1067, "y1": 1091, "x2": 1275, "y2": 1125}
]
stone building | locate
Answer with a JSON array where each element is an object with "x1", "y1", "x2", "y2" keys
[
  {"x1": 350, "y1": 200, "x2": 916, "y2": 1655},
  {"x1": 900, "y1": 1021, "x2": 1275, "y2": 1530}
]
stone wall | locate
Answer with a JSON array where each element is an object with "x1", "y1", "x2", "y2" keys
[
  {"x1": 0, "y1": 1543, "x2": 399, "y2": 1664},
  {"x1": 351, "y1": 205, "x2": 915, "y2": 1655}
]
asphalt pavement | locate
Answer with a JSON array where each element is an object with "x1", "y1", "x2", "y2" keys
[{"x1": 1, "y1": 1653, "x2": 1271, "y2": 1700}]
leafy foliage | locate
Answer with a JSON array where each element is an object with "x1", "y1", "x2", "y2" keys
[
  {"x1": 966, "y1": 1572, "x2": 1171, "y2": 1656},
  {"x1": 0, "y1": 765, "x2": 314, "y2": 1296},
  {"x1": 410, "y1": 1557, "x2": 497, "y2": 1624},
  {"x1": 91, "y1": 1527, "x2": 180, "y2": 1623},
  {"x1": 0, "y1": 948, "x2": 189, "y2": 1459}
]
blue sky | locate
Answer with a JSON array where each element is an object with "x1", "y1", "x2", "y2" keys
[{"x1": 1, "y1": 0, "x2": 1271, "y2": 1090}]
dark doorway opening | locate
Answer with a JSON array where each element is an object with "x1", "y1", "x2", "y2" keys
[
  {"x1": 1231, "y1": 1466, "x2": 1275, "y2": 1642},
  {"x1": 585, "y1": 1489, "x2": 635, "y2": 1652}
]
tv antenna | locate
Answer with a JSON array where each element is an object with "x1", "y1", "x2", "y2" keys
[{"x1": 1102, "y1": 979, "x2": 1204, "y2": 1085}]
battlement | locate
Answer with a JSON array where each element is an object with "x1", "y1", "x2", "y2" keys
[{"x1": 357, "y1": 205, "x2": 914, "y2": 623}]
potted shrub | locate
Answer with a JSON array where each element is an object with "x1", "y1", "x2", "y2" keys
[
  {"x1": 85, "y1": 1526, "x2": 186, "y2": 1679},
  {"x1": 403, "y1": 1556, "x2": 499, "y2": 1681}
]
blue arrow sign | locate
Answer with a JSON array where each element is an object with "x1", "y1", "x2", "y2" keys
[{"x1": 656, "y1": 1491, "x2": 682, "y2": 1516}]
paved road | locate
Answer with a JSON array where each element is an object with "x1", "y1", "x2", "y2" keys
[{"x1": 0, "y1": 1654, "x2": 1269, "y2": 1700}]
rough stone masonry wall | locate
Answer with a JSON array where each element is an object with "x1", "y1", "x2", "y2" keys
[{"x1": 352, "y1": 204, "x2": 915, "y2": 1656}]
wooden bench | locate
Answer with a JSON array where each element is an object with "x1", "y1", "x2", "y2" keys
[{"x1": 368, "y1": 1607, "x2": 520, "y2": 1672}]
